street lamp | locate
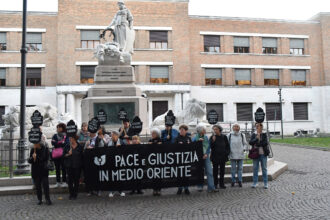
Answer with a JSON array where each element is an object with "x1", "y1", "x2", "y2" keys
[
  {"x1": 15, "y1": 0, "x2": 29, "y2": 174},
  {"x1": 278, "y1": 88, "x2": 284, "y2": 139}
]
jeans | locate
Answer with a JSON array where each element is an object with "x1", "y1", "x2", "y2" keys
[
  {"x1": 67, "y1": 167, "x2": 81, "y2": 197},
  {"x1": 198, "y1": 157, "x2": 215, "y2": 191},
  {"x1": 231, "y1": 159, "x2": 243, "y2": 183},
  {"x1": 35, "y1": 176, "x2": 50, "y2": 202},
  {"x1": 212, "y1": 160, "x2": 226, "y2": 187},
  {"x1": 54, "y1": 158, "x2": 66, "y2": 183},
  {"x1": 253, "y1": 155, "x2": 268, "y2": 185}
]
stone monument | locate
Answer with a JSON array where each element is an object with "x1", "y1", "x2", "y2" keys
[{"x1": 82, "y1": 0, "x2": 148, "y2": 132}]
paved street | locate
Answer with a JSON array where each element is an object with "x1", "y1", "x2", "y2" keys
[{"x1": 0, "y1": 144, "x2": 330, "y2": 220}]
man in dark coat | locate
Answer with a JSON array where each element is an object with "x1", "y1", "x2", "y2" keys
[{"x1": 210, "y1": 125, "x2": 230, "y2": 189}]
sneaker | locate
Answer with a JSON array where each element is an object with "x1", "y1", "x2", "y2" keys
[
  {"x1": 87, "y1": 192, "x2": 92, "y2": 197},
  {"x1": 129, "y1": 190, "x2": 135, "y2": 195},
  {"x1": 198, "y1": 188, "x2": 203, "y2": 192},
  {"x1": 220, "y1": 185, "x2": 226, "y2": 189},
  {"x1": 37, "y1": 200, "x2": 42, "y2": 205},
  {"x1": 231, "y1": 182, "x2": 235, "y2": 187},
  {"x1": 153, "y1": 190, "x2": 158, "y2": 196},
  {"x1": 46, "y1": 200, "x2": 52, "y2": 205},
  {"x1": 238, "y1": 182, "x2": 242, "y2": 187},
  {"x1": 97, "y1": 191, "x2": 101, "y2": 197},
  {"x1": 213, "y1": 188, "x2": 219, "y2": 192},
  {"x1": 120, "y1": 192, "x2": 125, "y2": 197},
  {"x1": 264, "y1": 185, "x2": 268, "y2": 189},
  {"x1": 61, "y1": 182, "x2": 68, "y2": 188},
  {"x1": 56, "y1": 182, "x2": 61, "y2": 188},
  {"x1": 108, "y1": 192, "x2": 114, "y2": 198},
  {"x1": 251, "y1": 183, "x2": 257, "y2": 188},
  {"x1": 177, "y1": 188, "x2": 182, "y2": 195},
  {"x1": 184, "y1": 189, "x2": 190, "y2": 195}
]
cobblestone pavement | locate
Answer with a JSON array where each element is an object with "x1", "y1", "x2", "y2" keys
[{"x1": 0, "y1": 144, "x2": 330, "y2": 220}]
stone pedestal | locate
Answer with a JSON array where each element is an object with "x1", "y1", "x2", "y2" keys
[{"x1": 82, "y1": 64, "x2": 148, "y2": 132}]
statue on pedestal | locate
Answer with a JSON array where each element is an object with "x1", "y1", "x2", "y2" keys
[{"x1": 97, "y1": 0, "x2": 135, "y2": 65}]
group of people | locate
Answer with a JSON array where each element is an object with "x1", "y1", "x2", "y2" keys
[{"x1": 28, "y1": 118, "x2": 270, "y2": 205}]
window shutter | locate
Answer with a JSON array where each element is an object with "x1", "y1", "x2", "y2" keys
[
  {"x1": 266, "y1": 103, "x2": 281, "y2": 120},
  {"x1": 80, "y1": 66, "x2": 96, "y2": 78},
  {"x1": 0, "y1": 69, "x2": 5, "y2": 79},
  {"x1": 27, "y1": 68, "x2": 41, "y2": 78},
  {"x1": 234, "y1": 37, "x2": 249, "y2": 47},
  {"x1": 204, "y1": 35, "x2": 220, "y2": 47},
  {"x1": 150, "y1": 31, "x2": 168, "y2": 42},
  {"x1": 262, "y1": 38, "x2": 277, "y2": 47},
  {"x1": 206, "y1": 103, "x2": 224, "y2": 122},
  {"x1": 235, "y1": 69, "x2": 251, "y2": 80},
  {"x1": 205, "y1": 68, "x2": 222, "y2": 79},
  {"x1": 26, "y1": 33, "x2": 42, "y2": 44},
  {"x1": 81, "y1": 30, "x2": 100, "y2": 41},
  {"x1": 291, "y1": 70, "x2": 306, "y2": 81},
  {"x1": 264, "y1": 69, "x2": 279, "y2": 79},
  {"x1": 0, "y1": 33, "x2": 6, "y2": 44},
  {"x1": 150, "y1": 66, "x2": 169, "y2": 78},
  {"x1": 290, "y1": 39, "x2": 304, "y2": 49},
  {"x1": 293, "y1": 103, "x2": 308, "y2": 120},
  {"x1": 236, "y1": 103, "x2": 253, "y2": 121}
]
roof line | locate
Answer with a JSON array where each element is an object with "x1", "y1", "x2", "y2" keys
[{"x1": 189, "y1": 15, "x2": 320, "y2": 24}]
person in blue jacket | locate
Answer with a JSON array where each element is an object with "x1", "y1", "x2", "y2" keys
[{"x1": 161, "y1": 125, "x2": 179, "y2": 144}]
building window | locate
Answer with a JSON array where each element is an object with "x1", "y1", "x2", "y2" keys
[
  {"x1": 291, "y1": 70, "x2": 306, "y2": 86},
  {"x1": 237, "y1": 103, "x2": 253, "y2": 121},
  {"x1": 0, "y1": 106, "x2": 5, "y2": 126},
  {"x1": 205, "y1": 68, "x2": 222, "y2": 85},
  {"x1": 262, "y1": 38, "x2": 277, "y2": 54},
  {"x1": 234, "y1": 37, "x2": 249, "y2": 53},
  {"x1": 206, "y1": 103, "x2": 224, "y2": 122},
  {"x1": 26, "y1": 33, "x2": 42, "y2": 51},
  {"x1": 150, "y1": 66, "x2": 169, "y2": 84},
  {"x1": 0, "y1": 68, "x2": 5, "y2": 86},
  {"x1": 149, "y1": 31, "x2": 168, "y2": 49},
  {"x1": 152, "y1": 101, "x2": 168, "y2": 120},
  {"x1": 290, "y1": 39, "x2": 304, "y2": 55},
  {"x1": 204, "y1": 35, "x2": 220, "y2": 52},
  {"x1": 235, "y1": 69, "x2": 251, "y2": 85},
  {"x1": 80, "y1": 66, "x2": 96, "y2": 84},
  {"x1": 81, "y1": 30, "x2": 100, "y2": 49},
  {"x1": 26, "y1": 68, "x2": 41, "y2": 86},
  {"x1": 293, "y1": 103, "x2": 308, "y2": 120},
  {"x1": 266, "y1": 103, "x2": 281, "y2": 121},
  {"x1": 0, "y1": 32, "x2": 6, "y2": 50},
  {"x1": 264, "y1": 69, "x2": 279, "y2": 86}
]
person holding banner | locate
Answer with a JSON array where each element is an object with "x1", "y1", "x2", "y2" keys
[
  {"x1": 175, "y1": 124, "x2": 191, "y2": 195},
  {"x1": 51, "y1": 123, "x2": 69, "y2": 188},
  {"x1": 64, "y1": 135, "x2": 84, "y2": 200},
  {"x1": 148, "y1": 128, "x2": 162, "y2": 196},
  {"x1": 210, "y1": 125, "x2": 230, "y2": 189},
  {"x1": 28, "y1": 142, "x2": 52, "y2": 205},
  {"x1": 119, "y1": 118, "x2": 132, "y2": 145},
  {"x1": 249, "y1": 123, "x2": 269, "y2": 189},
  {"x1": 108, "y1": 131, "x2": 126, "y2": 197},
  {"x1": 128, "y1": 135, "x2": 144, "y2": 195},
  {"x1": 78, "y1": 122, "x2": 90, "y2": 147},
  {"x1": 228, "y1": 124, "x2": 248, "y2": 187},
  {"x1": 95, "y1": 126, "x2": 111, "y2": 147},
  {"x1": 193, "y1": 125, "x2": 218, "y2": 193}
]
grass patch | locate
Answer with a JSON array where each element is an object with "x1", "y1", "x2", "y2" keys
[{"x1": 271, "y1": 137, "x2": 330, "y2": 148}]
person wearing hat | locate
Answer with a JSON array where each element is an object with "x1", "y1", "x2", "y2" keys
[
  {"x1": 175, "y1": 124, "x2": 192, "y2": 195},
  {"x1": 28, "y1": 141, "x2": 52, "y2": 205},
  {"x1": 119, "y1": 118, "x2": 133, "y2": 145}
]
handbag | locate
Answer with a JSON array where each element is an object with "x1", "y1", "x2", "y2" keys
[
  {"x1": 248, "y1": 147, "x2": 259, "y2": 159},
  {"x1": 52, "y1": 147, "x2": 63, "y2": 159}
]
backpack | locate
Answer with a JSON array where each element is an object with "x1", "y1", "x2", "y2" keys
[{"x1": 228, "y1": 133, "x2": 244, "y2": 146}]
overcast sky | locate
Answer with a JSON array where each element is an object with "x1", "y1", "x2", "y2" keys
[{"x1": 0, "y1": 0, "x2": 329, "y2": 20}]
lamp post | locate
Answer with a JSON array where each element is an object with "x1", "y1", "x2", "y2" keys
[
  {"x1": 278, "y1": 88, "x2": 284, "y2": 139},
  {"x1": 15, "y1": 0, "x2": 29, "y2": 174}
]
